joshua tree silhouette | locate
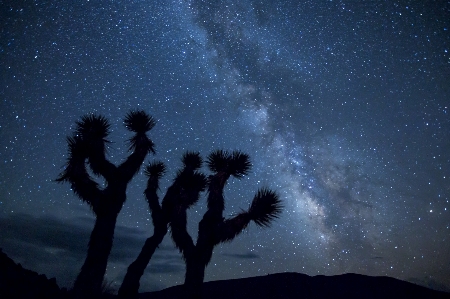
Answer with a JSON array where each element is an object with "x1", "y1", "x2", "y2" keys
[
  {"x1": 169, "y1": 150, "x2": 283, "y2": 299},
  {"x1": 118, "y1": 152, "x2": 207, "y2": 299},
  {"x1": 56, "y1": 111, "x2": 155, "y2": 299}
]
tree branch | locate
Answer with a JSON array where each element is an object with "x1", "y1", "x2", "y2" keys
[
  {"x1": 215, "y1": 212, "x2": 251, "y2": 244},
  {"x1": 118, "y1": 133, "x2": 153, "y2": 183}
]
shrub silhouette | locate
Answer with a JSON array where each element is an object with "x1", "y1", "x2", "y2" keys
[
  {"x1": 169, "y1": 150, "x2": 283, "y2": 299},
  {"x1": 118, "y1": 152, "x2": 207, "y2": 299},
  {"x1": 56, "y1": 111, "x2": 155, "y2": 299}
]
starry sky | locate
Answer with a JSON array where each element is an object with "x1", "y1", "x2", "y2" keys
[{"x1": 1, "y1": 0, "x2": 449, "y2": 293}]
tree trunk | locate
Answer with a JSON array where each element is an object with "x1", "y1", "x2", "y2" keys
[
  {"x1": 118, "y1": 226, "x2": 167, "y2": 299},
  {"x1": 72, "y1": 214, "x2": 117, "y2": 299},
  {"x1": 183, "y1": 213, "x2": 218, "y2": 298},
  {"x1": 184, "y1": 256, "x2": 206, "y2": 299}
]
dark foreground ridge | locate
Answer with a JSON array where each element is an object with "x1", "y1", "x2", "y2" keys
[
  {"x1": 0, "y1": 248, "x2": 66, "y2": 299},
  {"x1": 1, "y1": 249, "x2": 449, "y2": 299},
  {"x1": 142, "y1": 272, "x2": 450, "y2": 299}
]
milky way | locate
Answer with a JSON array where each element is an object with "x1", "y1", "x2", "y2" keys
[{"x1": 1, "y1": 0, "x2": 449, "y2": 292}]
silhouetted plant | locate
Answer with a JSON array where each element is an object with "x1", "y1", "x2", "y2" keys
[
  {"x1": 118, "y1": 152, "x2": 207, "y2": 299},
  {"x1": 169, "y1": 150, "x2": 283, "y2": 299},
  {"x1": 100, "y1": 279, "x2": 117, "y2": 299},
  {"x1": 56, "y1": 110, "x2": 155, "y2": 299}
]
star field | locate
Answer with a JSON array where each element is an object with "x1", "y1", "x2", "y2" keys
[{"x1": 1, "y1": 0, "x2": 449, "y2": 293}]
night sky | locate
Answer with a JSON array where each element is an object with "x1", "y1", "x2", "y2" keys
[{"x1": 1, "y1": 0, "x2": 449, "y2": 293}]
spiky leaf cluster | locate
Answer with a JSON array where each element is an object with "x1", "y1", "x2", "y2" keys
[
  {"x1": 206, "y1": 150, "x2": 251, "y2": 178},
  {"x1": 75, "y1": 114, "x2": 111, "y2": 141},
  {"x1": 144, "y1": 161, "x2": 166, "y2": 179},
  {"x1": 248, "y1": 188, "x2": 282, "y2": 227},
  {"x1": 124, "y1": 110, "x2": 156, "y2": 133},
  {"x1": 206, "y1": 150, "x2": 229, "y2": 173},
  {"x1": 127, "y1": 133, "x2": 156, "y2": 154},
  {"x1": 56, "y1": 136, "x2": 86, "y2": 182},
  {"x1": 182, "y1": 151, "x2": 202, "y2": 170},
  {"x1": 229, "y1": 150, "x2": 251, "y2": 178}
]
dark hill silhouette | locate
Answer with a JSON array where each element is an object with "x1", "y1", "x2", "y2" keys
[
  {"x1": 0, "y1": 248, "x2": 66, "y2": 299},
  {"x1": 140, "y1": 272, "x2": 450, "y2": 299},
  {"x1": 1, "y1": 249, "x2": 449, "y2": 299}
]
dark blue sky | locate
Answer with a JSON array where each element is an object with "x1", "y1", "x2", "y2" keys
[{"x1": 1, "y1": 0, "x2": 449, "y2": 293}]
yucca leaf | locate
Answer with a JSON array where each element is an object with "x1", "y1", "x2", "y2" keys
[
  {"x1": 206, "y1": 149, "x2": 231, "y2": 173},
  {"x1": 56, "y1": 135, "x2": 87, "y2": 182},
  {"x1": 229, "y1": 150, "x2": 251, "y2": 178},
  {"x1": 182, "y1": 151, "x2": 202, "y2": 170},
  {"x1": 248, "y1": 188, "x2": 282, "y2": 227},
  {"x1": 75, "y1": 114, "x2": 110, "y2": 141},
  {"x1": 206, "y1": 150, "x2": 251, "y2": 178},
  {"x1": 144, "y1": 161, "x2": 166, "y2": 179},
  {"x1": 124, "y1": 110, "x2": 156, "y2": 133},
  {"x1": 127, "y1": 134, "x2": 155, "y2": 153}
]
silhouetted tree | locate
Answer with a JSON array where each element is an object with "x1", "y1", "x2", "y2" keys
[
  {"x1": 118, "y1": 153, "x2": 207, "y2": 299},
  {"x1": 170, "y1": 150, "x2": 283, "y2": 299},
  {"x1": 56, "y1": 111, "x2": 155, "y2": 299}
]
